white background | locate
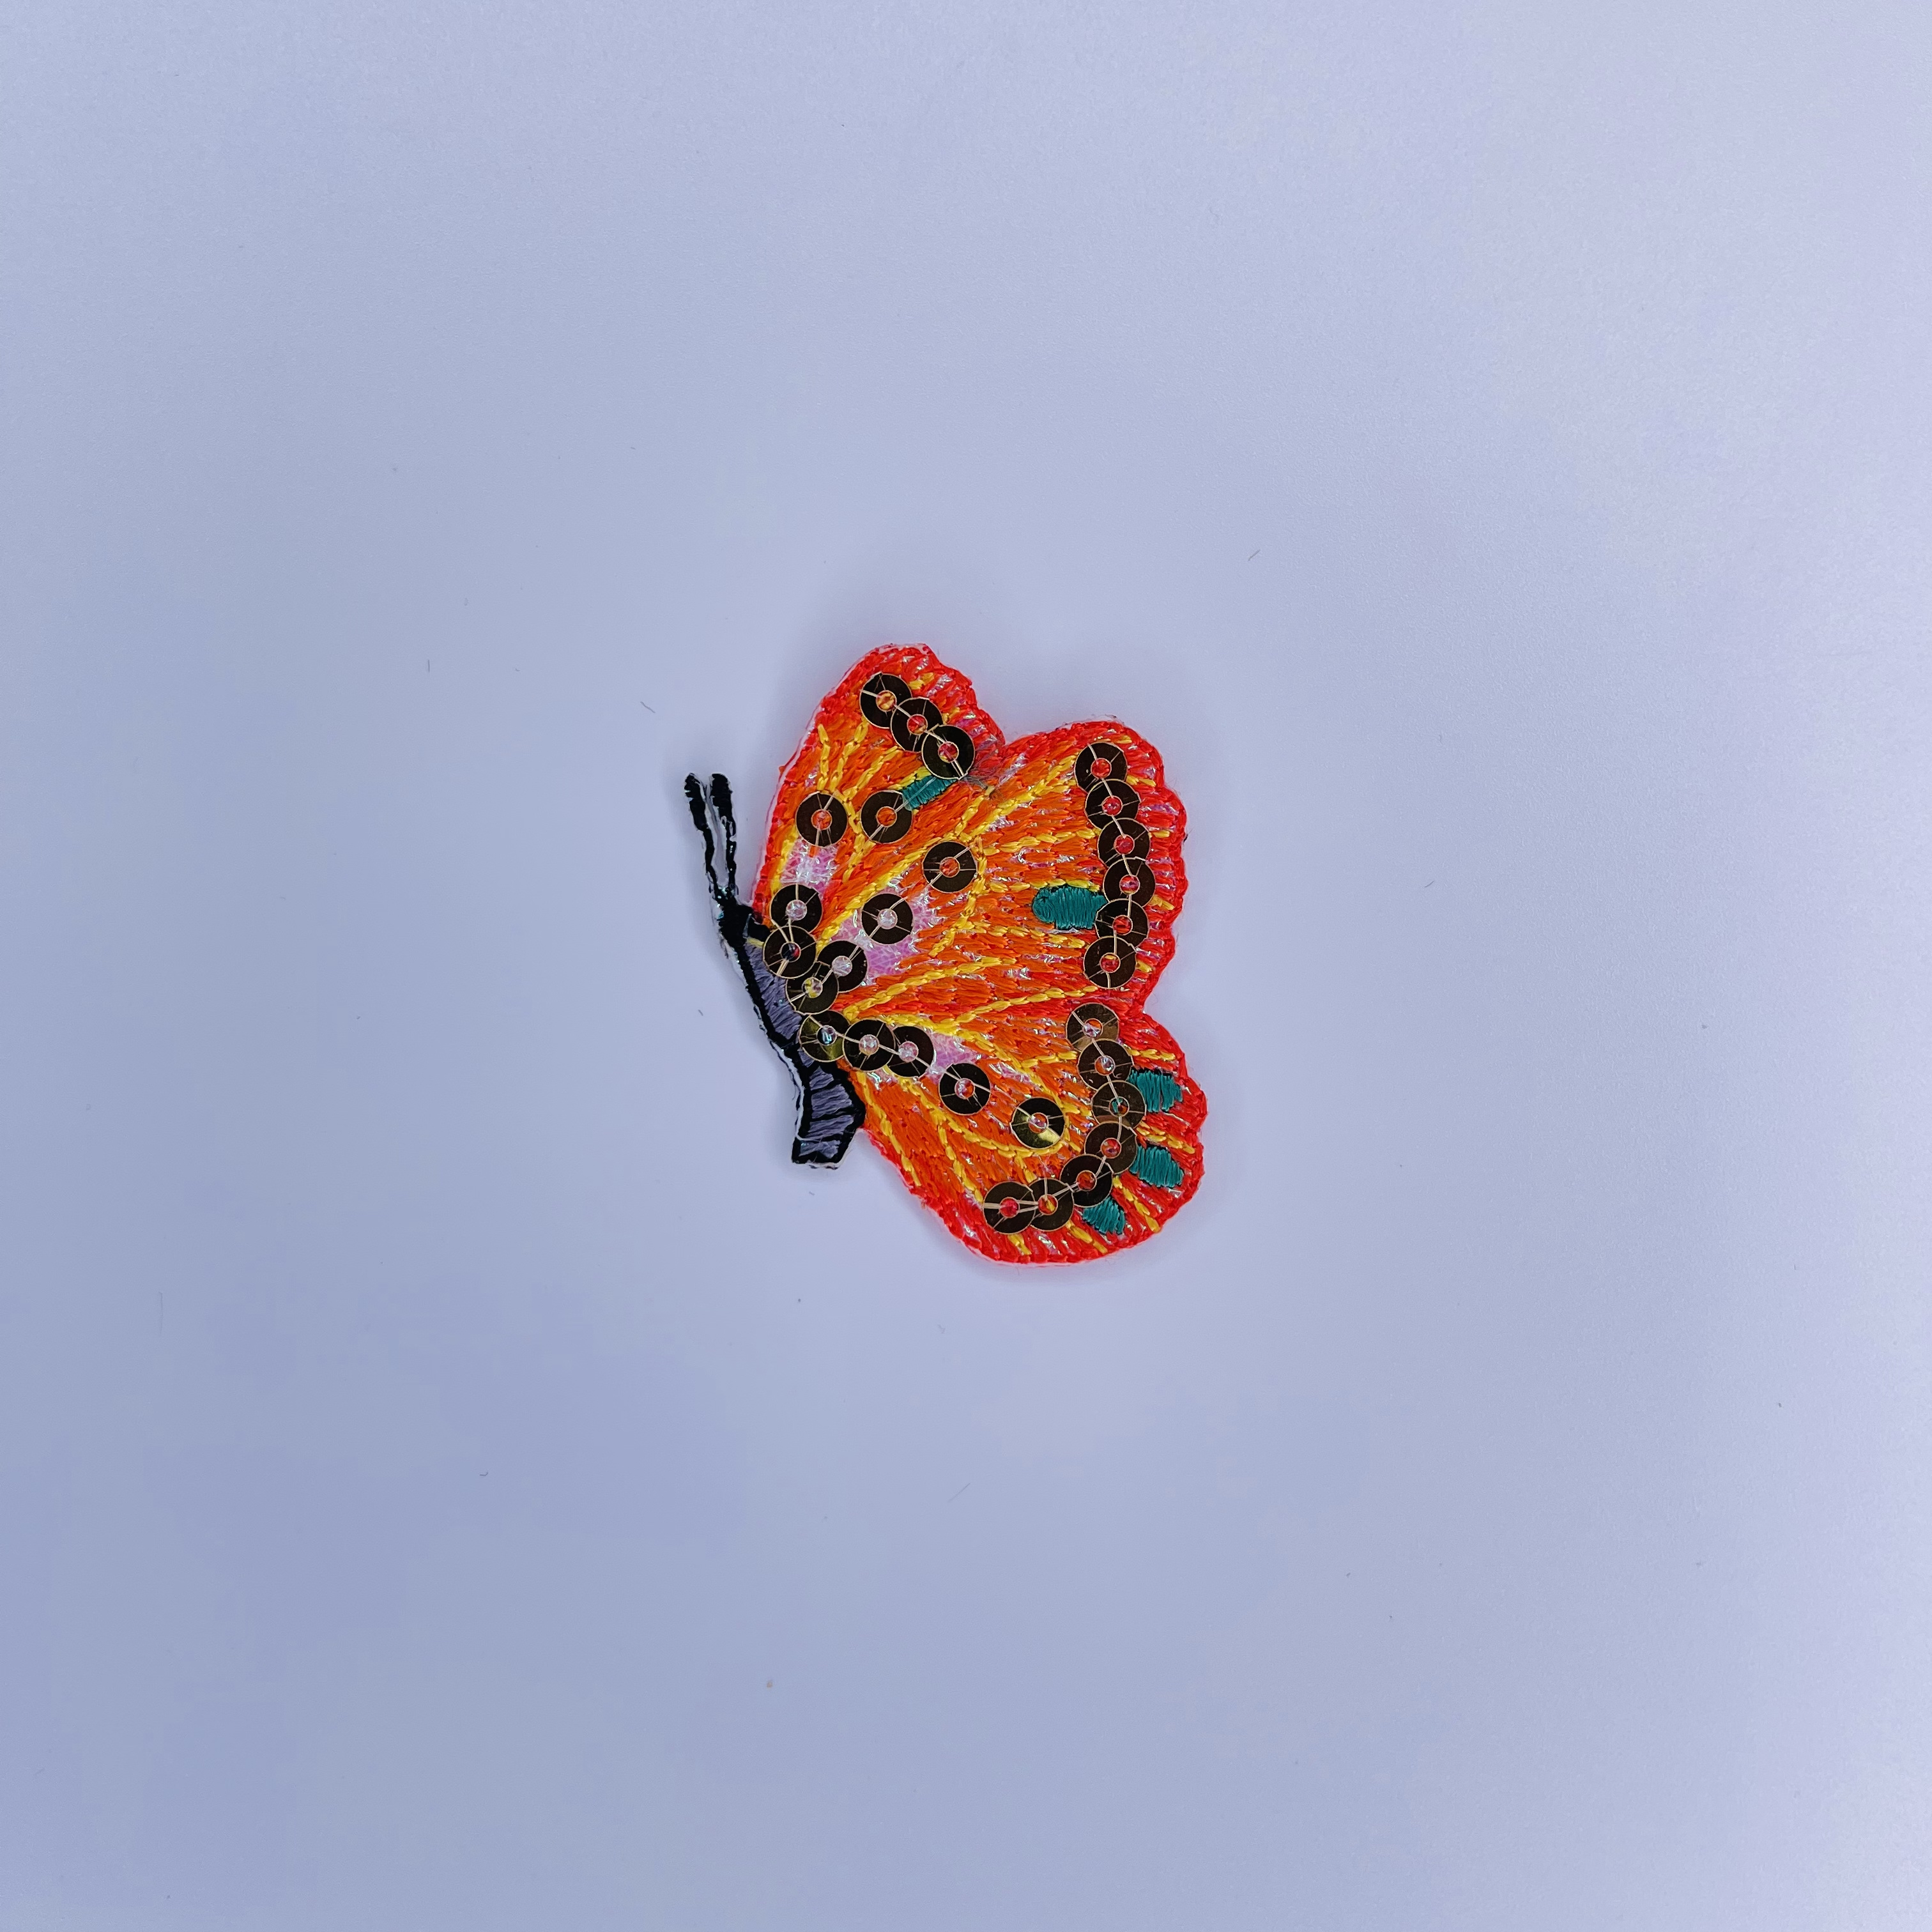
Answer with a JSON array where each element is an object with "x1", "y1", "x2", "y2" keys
[{"x1": 3, "y1": 4, "x2": 1927, "y2": 1927}]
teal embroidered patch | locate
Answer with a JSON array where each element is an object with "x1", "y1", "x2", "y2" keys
[
  {"x1": 1031, "y1": 884, "x2": 1105, "y2": 932},
  {"x1": 1131, "y1": 1068, "x2": 1183, "y2": 1113},
  {"x1": 898, "y1": 772, "x2": 954, "y2": 811},
  {"x1": 1078, "y1": 1197, "x2": 1127, "y2": 1238},
  {"x1": 1130, "y1": 1144, "x2": 1186, "y2": 1190}
]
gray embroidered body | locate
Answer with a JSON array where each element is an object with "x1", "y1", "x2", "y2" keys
[{"x1": 687, "y1": 774, "x2": 865, "y2": 1167}]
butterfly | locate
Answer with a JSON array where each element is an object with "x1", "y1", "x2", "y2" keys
[{"x1": 684, "y1": 647, "x2": 1203, "y2": 1263}]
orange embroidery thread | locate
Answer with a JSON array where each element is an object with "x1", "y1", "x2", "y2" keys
[{"x1": 686, "y1": 646, "x2": 1204, "y2": 1264}]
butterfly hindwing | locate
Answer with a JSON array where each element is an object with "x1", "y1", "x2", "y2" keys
[{"x1": 751, "y1": 647, "x2": 1203, "y2": 1264}]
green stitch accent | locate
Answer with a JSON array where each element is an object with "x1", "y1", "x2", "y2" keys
[
  {"x1": 1031, "y1": 884, "x2": 1105, "y2": 932},
  {"x1": 899, "y1": 772, "x2": 954, "y2": 811},
  {"x1": 1130, "y1": 1144, "x2": 1186, "y2": 1190},
  {"x1": 1078, "y1": 1197, "x2": 1127, "y2": 1238},
  {"x1": 1131, "y1": 1069, "x2": 1183, "y2": 1113}
]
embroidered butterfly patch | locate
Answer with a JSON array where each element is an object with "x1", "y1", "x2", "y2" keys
[{"x1": 684, "y1": 647, "x2": 1203, "y2": 1263}]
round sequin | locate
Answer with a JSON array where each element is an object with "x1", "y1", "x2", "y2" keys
[
  {"x1": 1075, "y1": 741, "x2": 1128, "y2": 790},
  {"x1": 859, "y1": 670, "x2": 912, "y2": 728},
  {"x1": 1077, "y1": 1038, "x2": 1135, "y2": 1087},
  {"x1": 1089, "y1": 1078, "x2": 1147, "y2": 1129},
  {"x1": 769, "y1": 882, "x2": 822, "y2": 931},
  {"x1": 920, "y1": 723, "x2": 976, "y2": 780},
  {"x1": 786, "y1": 963, "x2": 839, "y2": 1015},
  {"x1": 982, "y1": 1180, "x2": 1036, "y2": 1234},
  {"x1": 1011, "y1": 1094, "x2": 1067, "y2": 1149},
  {"x1": 843, "y1": 1016, "x2": 896, "y2": 1071},
  {"x1": 1030, "y1": 1174, "x2": 1075, "y2": 1230},
  {"x1": 922, "y1": 841, "x2": 977, "y2": 893},
  {"x1": 798, "y1": 1011, "x2": 848, "y2": 1064},
  {"x1": 886, "y1": 1024, "x2": 935, "y2": 1078},
  {"x1": 1066, "y1": 1001, "x2": 1121, "y2": 1046},
  {"x1": 1061, "y1": 1153, "x2": 1114, "y2": 1208},
  {"x1": 795, "y1": 791, "x2": 848, "y2": 847},
  {"x1": 1084, "y1": 778, "x2": 1141, "y2": 830},
  {"x1": 1085, "y1": 1120, "x2": 1141, "y2": 1172},
  {"x1": 1096, "y1": 819, "x2": 1152, "y2": 863},
  {"x1": 1097, "y1": 896, "x2": 1149, "y2": 946},
  {"x1": 1083, "y1": 937, "x2": 1138, "y2": 988},
  {"x1": 938, "y1": 1062, "x2": 992, "y2": 1114},
  {"x1": 890, "y1": 695, "x2": 942, "y2": 753},
  {"x1": 762, "y1": 926, "x2": 817, "y2": 978},
  {"x1": 860, "y1": 789, "x2": 914, "y2": 843},
  {"x1": 1103, "y1": 856, "x2": 1156, "y2": 905},
  {"x1": 816, "y1": 939, "x2": 867, "y2": 994},
  {"x1": 861, "y1": 892, "x2": 914, "y2": 944}
]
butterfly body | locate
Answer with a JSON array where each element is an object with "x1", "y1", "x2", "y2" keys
[
  {"x1": 684, "y1": 779, "x2": 867, "y2": 1167},
  {"x1": 687, "y1": 647, "x2": 1203, "y2": 1264}
]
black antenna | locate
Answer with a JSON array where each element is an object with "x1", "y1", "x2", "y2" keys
[
  {"x1": 684, "y1": 773, "x2": 724, "y2": 908},
  {"x1": 708, "y1": 773, "x2": 740, "y2": 899}
]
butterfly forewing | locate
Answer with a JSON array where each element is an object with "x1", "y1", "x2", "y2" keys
[{"x1": 753, "y1": 646, "x2": 1202, "y2": 1263}]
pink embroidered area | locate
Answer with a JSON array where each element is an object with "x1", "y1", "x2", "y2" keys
[{"x1": 781, "y1": 845, "x2": 838, "y2": 893}]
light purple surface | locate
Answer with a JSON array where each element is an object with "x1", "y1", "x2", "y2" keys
[{"x1": 3, "y1": 4, "x2": 1927, "y2": 1927}]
